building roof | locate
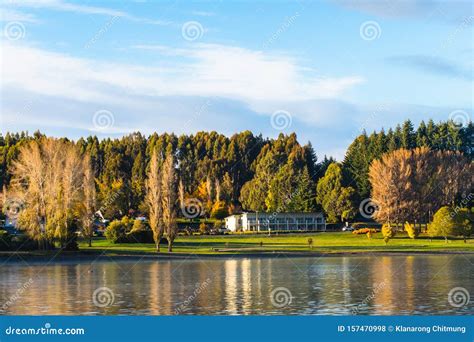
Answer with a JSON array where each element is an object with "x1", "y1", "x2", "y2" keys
[{"x1": 225, "y1": 211, "x2": 324, "y2": 219}]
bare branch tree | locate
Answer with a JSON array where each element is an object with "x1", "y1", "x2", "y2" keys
[
  {"x1": 145, "y1": 149, "x2": 163, "y2": 252},
  {"x1": 162, "y1": 150, "x2": 177, "y2": 252},
  {"x1": 9, "y1": 138, "x2": 86, "y2": 249}
]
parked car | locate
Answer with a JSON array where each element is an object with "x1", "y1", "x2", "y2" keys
[
  {"x1": 218, "y1": 227, "x2": 230, "y2": 234},
  {"x1": 342, "y1": 226, "x2": 354, "y2": 232}
]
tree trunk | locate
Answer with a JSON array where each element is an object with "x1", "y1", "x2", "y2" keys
[
  {"x1": 88, "y1": 237, "x2": 92, "y2": 247},
  {"x1": 444, "y1": 236, "x2": 448, "y2": 244},
  {"x1": 167, "y1": 239, "x2": 173, "y2": 253},
  {"x1": 155, "y1": 241, "x2": 160, "y2": 253}
]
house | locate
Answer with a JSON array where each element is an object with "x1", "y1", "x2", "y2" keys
[{"x1": 224, "y1": 212, "x2": 326, "y2": 232}]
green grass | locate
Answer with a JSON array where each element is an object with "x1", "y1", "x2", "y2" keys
[{"x1": 78, "y1": 232, "x2": 474, "y2": 256}]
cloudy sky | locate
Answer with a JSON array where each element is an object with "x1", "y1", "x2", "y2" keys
[{"x1": 0, "y1": 0, "x2": 472, "y2": 159}]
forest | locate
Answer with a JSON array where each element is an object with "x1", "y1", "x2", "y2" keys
[{"x1": 0, "y1": 119, "x2": 472, "y2": 250}]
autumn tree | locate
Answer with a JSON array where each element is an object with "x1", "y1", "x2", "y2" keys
[
  {"x1": 161, "y1": 149, "x2": 178, "y2": 252},
  {"x1": 382, "y1": 223, "x2": 396, "y2": 244},
  {"x1": 9, "y1": 138, "x2": 87, "y2": 249},
  {"x1": 81, "y1": 154, "x2": 96, "y2": 247},
  {"x1": 370, "y1": 147, "x2": 472, "y2": 226},
  {"x1": 145, "y1": 149, "x2": 163, "y2": 252}
]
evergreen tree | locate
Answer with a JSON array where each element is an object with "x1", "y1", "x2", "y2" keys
[
  {"x1": 416, "y1": 120, "x2": 429, "y2": 147},
  {"x1": 316, "y1": 163, "x2": 355, "y2": 223},
  {"x1": 401, "y1": 120, "x2": 416, "y2": 149}
]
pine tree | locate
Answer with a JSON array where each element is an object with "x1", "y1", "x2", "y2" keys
[
  {"x1": 291, "y1": 167, "x2": 315, "y2": 212},
  {"x1": 401, "y1": 120, "x2": 416, "y2": 149},
  {"x1": 416, "y1": 120, "x2": 429, "y2": 147}
]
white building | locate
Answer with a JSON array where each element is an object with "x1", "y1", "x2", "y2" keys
[{"x1": 224, "y1": 212, "x2": 326, "y2": 232}]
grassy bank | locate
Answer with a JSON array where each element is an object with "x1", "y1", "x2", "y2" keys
[{"x1": 77, "y1": 232, "x2": 474, "y2": 256}]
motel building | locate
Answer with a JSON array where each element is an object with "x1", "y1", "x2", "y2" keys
[{"x1": 224, "y1": 212, "x2": 326, "y2": 232}]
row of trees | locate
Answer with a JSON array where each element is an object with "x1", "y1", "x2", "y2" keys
[
  {"x1": 146, "y1": 148, "x2": 177, "y2": 252},
  {"x1": 0, "y1": 119, "x2": 472, "y2": 248},
  {"x1": 6, "y1": 139, "x2": 96, "y2": 249},
  {"x1": 3, "y1": 119, "x2": 469, "y2": 218},
  {"x1": 1, "y1": 131, "x2": 335, "y2": 220},
  {"x1": 344, "y1": 119, "x2": 472, "y2": 199},
  {"x1": 3, "y1": 137, "x2": 183, "y2": 251}
]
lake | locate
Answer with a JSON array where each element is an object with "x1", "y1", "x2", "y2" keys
[{"x1": 0, "y1": 255, "x2": 472, "y2": 315}]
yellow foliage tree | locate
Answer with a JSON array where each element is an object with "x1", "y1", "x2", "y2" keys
[{"x1": 404, "y1": 222, "x2": 418, "y2": 239}]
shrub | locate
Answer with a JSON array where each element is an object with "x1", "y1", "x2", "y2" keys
[
  {"x1": 307, "y1": 237, "x2": 313, "y2": 249},
  {"x1": 341, "y1": 209, "x2": 355, "y2": 223},
  {"x1": 120, "y1": 216, "x2": 134, "y2": 233},
  {"x1": 404, "y1": 222, "x2": 419, "y2": 239},
  {"x1": 105, "y1": 220, "x2": 126, "y2": 243},
  {"x1": 428, "y1": 206, "x2": 455, "y2": 243},
  {"x1": 382, "y1": 223, "x2": 396, "y2": 244},
  {"x1": 352, "y1": 228, "x2": 377, "y2": 235},
  {"x1": 199, "y1": 222, "x2": 209, "y2": 235},
  {"x1": 130, "y1": 219, "x2": 147, "y2": 233}
]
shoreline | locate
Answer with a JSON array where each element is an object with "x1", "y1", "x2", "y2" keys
[{"x1": 1, "y1": 249, "x2": 473, "y2": 263}]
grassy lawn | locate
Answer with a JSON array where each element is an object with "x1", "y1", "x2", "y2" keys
[{"x1": 79, "y1": 232, "x2": 474, "y2": 256}]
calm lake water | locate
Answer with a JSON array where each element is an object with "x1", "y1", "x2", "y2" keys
[{"x1": 0, "y1": 255, "x2": 472, "y2": 315}]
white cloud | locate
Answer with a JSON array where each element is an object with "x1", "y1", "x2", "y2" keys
[
  {"x1": 0, "y1": 40, "x2": 367, "y2": 159},
  {"x1": 0, "y1": 8, "x2": 40, "y2": 23},
  {"x1": 1, "y1": 42, "x2": 364, "y2": 107},
  {"x1": 191, "y1": 11, "x2": 216, "y2": 17},
  {"x1": 5, "y1": 40, "x2": 462, "y2": 160},
  {"x1": 3, "y1": 0, "x2": 170, "y2": 25}
]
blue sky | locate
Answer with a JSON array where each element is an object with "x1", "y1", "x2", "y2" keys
[{"x1": 1, "y1": 0, "x2": 472, "y2": 159}]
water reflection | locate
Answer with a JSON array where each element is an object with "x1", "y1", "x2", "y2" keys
[{"x1": 0, "y1": 255, "x2": 472, "y2": 315}]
